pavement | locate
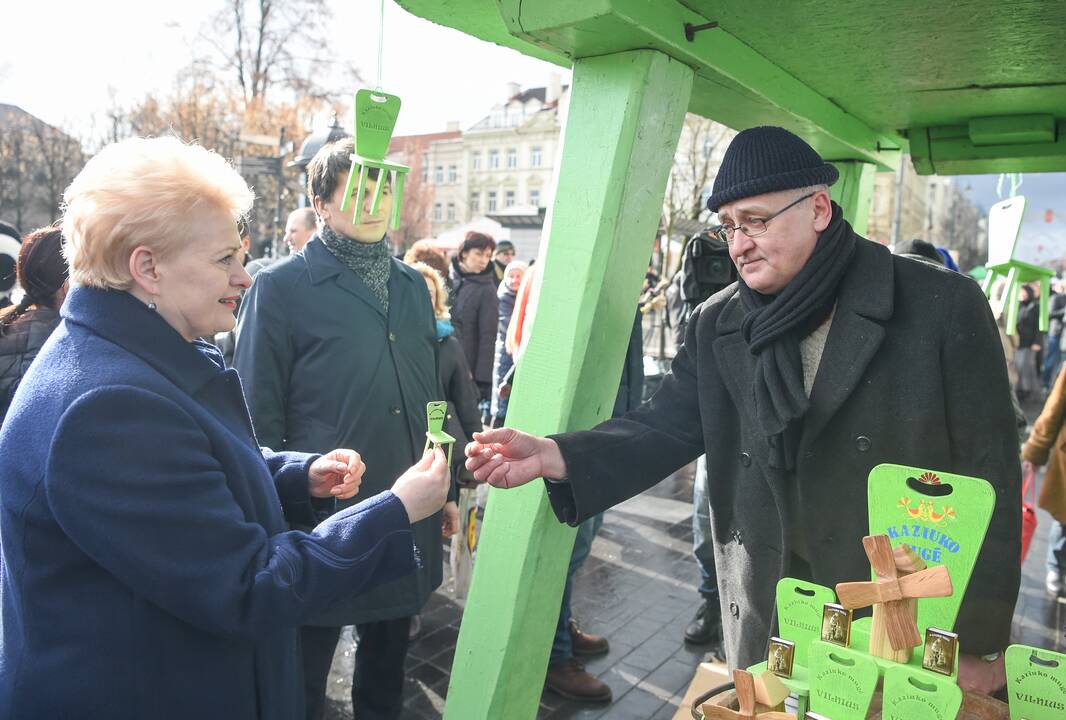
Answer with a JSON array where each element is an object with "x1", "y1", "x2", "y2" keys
[{"x1": 322, "y1": 440, "x2": 1065, "y2": 719}]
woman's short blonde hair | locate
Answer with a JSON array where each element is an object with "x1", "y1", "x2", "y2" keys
[
  {"x1": 61, "y1": 136, "x2": 254, "y2": 290},
  {"x1": 408, "y1": 261, "x2": 449, "y2": 320}
]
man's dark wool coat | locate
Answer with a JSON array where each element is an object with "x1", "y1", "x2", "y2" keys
[
  {"x1": 234, "y1": 237, "x2": 442, "y2": 625},
  {"x1": 547, "y1": 238, "x2": 1022, "y2": 669},
  {"x1": 0, "y1": 287, "x2": 417, "y2": 719}
]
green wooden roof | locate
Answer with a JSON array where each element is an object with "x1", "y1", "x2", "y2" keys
[{"x1": 396, "y1": 0, "x2": 1066, "y2": 175}]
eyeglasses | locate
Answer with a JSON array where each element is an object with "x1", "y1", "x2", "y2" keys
[{"x1": 712, "y1": 192, "x2": 816, "y2": 244}]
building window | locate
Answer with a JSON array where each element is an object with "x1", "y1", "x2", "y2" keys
[
  {"x1": 470, "y1": 192, "x2": 480, "y2": 214},
  {"x1": 506, "y1": 148, "x2": 517, "y2": 169},
  {"x1": 471, "y1": 152, "x2": 481, "y2": 170},
  {"x1": 448, "y1": 165, "x2": 457, "y2": 183},
  {"x1": 530, "y1": 146, "x2": 542, "y2": 167},
  {"x1": 421, "y1": 162, "x2": 429, "y2": 183},
  {"x1": 434, "y1": 166, "x2": 443, "y2": 184},
  {"x1": 505, "y1": 190, "x2": 515, "y2": 208},
  {"x1": 433, "y1": 203, "x2": 442, "y2": 221},
  {"x1": 489, "y1": 150, "x2": 500, "y2": 169},
  {"x1": 530, "y1": 189, "x2": 540, "y2": 207},
  {"x1": 447, "y1": 202, "x2": 456, "y2": 221},
  {"x1": 488, "y1": 191, "x2": 497, "y2": 212}
]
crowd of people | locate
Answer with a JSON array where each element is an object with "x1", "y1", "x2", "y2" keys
[{"x1": 0, "y1": 124, "x2": 1050, "y2": 717}]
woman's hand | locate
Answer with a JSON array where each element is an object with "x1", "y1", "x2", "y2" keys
[
  {"x1": 464, "y1": 428, "x2": 566, "y2": 489},
  {"x1": 309, "y1": 449, "x2": 365, "y2": 500},
  {"x1": 392, "y1": 448, "x2": 450, "y2": 524},
  {"x1": 442, "y1": 501, "x2": 460, "y2": 538}
]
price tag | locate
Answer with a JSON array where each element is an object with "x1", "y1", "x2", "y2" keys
[
  {"x1": 1006, "y1": 644, "x2": 1066, "y2": 720},
  {"x1": 807, "y1": 640, "x2": 879, "y2": 720},
  {"x1": 882, "y1": 665, "x2": 963, "y2": 720}
]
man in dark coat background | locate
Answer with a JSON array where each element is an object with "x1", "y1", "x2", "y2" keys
[
  {"x1": 465, "y1": 126, "x2": 1021, "y2": 697},
  {"x1": 234, "y1": 139, "x2": 442, "y2": 720}
]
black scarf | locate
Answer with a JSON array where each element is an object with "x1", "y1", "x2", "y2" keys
[{"x1": 738, "y1": 202, "x2": 857, "y2": 470}]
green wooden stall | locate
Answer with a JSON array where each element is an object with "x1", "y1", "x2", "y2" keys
[{"x1": 391, "y1": 1, "x2": 1066, "y2": 717}]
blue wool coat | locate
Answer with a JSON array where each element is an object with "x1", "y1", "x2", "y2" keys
[{"x1": 0, "y1": 287, "x2": 418, "y2": 719}]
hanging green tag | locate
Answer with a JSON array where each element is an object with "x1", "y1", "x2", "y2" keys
[
  {"x1": 881, "y1": 665, "x2": 963, "y2": 720},
  {"x1": 1005, "y1": 644, "x2": 1066, "y2": 720},
  {"x1": 807, "y1": 640, "x2": 880, "y2": 720},
  {"x1": 776, "y1": 578, "x2": 836, "y2": 666},
  {"x1": 354, "y1": 89, "x2": 400, "y2": 162},
  {"x1": 867, "y1": 464, "x2": 995, "y2": 660}
]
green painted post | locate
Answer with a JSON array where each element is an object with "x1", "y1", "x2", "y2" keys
[
  {"x1": 829, "y1": 160, "x2": 877, "y2": 236},
  {"x1": 443, "y1": 49, "x2": 693, "y2": 719}
]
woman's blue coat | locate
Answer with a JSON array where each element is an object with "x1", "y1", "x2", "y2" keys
[{"x1": 0, "y1": 287, "x2": 418, "y2": 719}]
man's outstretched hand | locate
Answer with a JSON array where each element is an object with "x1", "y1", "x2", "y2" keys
[{"x1": 464, "y1": 428, "x2": 567, "y2": 489}]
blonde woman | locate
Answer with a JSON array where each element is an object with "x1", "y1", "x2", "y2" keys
[{"x1": 0, "y1": 137, "x2": 448, "y2": 719}]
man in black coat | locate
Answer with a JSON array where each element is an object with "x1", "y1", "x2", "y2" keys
[
  {"x1": 465, "y1": 127, "x2": 1021, "y2": 697},
  {"x1": 234, "y1": 139, "x2": 442, "y2": 720}
]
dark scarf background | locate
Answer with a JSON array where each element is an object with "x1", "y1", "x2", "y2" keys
[{"x1": 738, "y1": 202, "x2": 857, "y2": 469}]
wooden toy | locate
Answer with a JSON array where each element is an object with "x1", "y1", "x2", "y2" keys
[
  {"x1": 835, "y1": 535, "x2": 952, "y2": 661},
  {"x1": 700, "y1": 669, "x2": 792, "y2": 720}
]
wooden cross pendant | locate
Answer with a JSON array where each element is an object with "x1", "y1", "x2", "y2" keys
[
  {"x1": 701, "y1": 669, "x2": 793, "y2": 720},
  {"x1": 835, "y1": 535, "x2": 953, "y2": 661}
]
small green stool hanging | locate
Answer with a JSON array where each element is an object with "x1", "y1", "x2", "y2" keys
[
  {"x1": 339, "y1": 89, "x2": 409, "y2": 229},
  {"x1": 981, "y1": 194, "x2": 1054, "y2": 336}
]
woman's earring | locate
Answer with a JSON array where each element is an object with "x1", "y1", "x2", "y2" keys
[{"x1": 148, "y1": 299, "x2": 157, "y2": 311}]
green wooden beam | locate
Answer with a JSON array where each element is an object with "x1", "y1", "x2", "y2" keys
[
  {"x1": 443, "y1": 49, "x2": 694, "y2": 720},
  {"x1": 394, "y1": 0, "x2": 569, "y2": 68},
  {"x1": 909, "y1": 120, "x2": 1066, "y2": 175},
  {"x1": 498, "y1": 0, "x2": 901, "y2": 170},
  {"x1": 829, "y1": 161, "x2": 877, "y2": 237}
]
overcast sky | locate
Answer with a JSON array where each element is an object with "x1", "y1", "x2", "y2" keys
[
  {"x1": 2, "y1": 0, "x2": 568, "y2": 138},
  {"x1": 3, "y1": 1, "x2": 1063, "y2": 265}
]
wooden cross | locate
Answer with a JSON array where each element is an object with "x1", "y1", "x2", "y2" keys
[
  {"x1": 835, "y1": 535, "x2": 953, "y2": 662},
  {"x1": 701, "y1": 669, "x2": 792, "y2": 720}
]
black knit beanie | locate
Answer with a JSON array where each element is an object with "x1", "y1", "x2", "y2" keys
[{"x1": 707, "y1": 126, "x2": 839, "y2": 212}]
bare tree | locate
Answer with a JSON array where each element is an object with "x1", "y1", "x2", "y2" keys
[
  {"x1": 391, "y1": 139, "x2": 434, "y2": 252},
  {"x1": 31, "y1": 119, "x2": 86, "y2": 223},
  {"x1": 202, "y1": 0, "x2": 359, "y2": 109},
  {"x1": 0, "y1": 107, "x2": 86, "y2": 230},
  {"x1": 660, "y1": 115, "x2": 733, "y2": 272}
]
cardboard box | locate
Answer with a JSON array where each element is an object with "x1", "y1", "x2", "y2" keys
[{"x1": 673, "y1": 660, "x2": 731, "y2": 720}]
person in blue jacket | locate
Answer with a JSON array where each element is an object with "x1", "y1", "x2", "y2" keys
[{"x1": 0, "y1": 136, "x2": 450, "y2": 720}]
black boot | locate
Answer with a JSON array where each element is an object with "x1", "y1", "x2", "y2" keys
[{"x1": 684, "y1": 595, "x2": 722, "y2": 645}]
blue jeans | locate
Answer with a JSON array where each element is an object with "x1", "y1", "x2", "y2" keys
[
  {"x1": 1044, "y1": 334, "x2": 1063, "y2": 390},
  {"x1": 1048, "y1": 521, "x2": 1066, "y2": 574},
  {"x1": 692, "y1": 456, "x2": 720, "y2": 599},
  {"x1": 550, "y1": 513, "x2": 604, "y2": 663}
]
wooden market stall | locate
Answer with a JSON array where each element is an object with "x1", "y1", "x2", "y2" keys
[{"x1": 391, "y1": 1, "x2": 1066, "y2": 717}]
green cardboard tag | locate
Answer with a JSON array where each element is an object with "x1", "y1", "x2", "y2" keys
[
  {"x1": 1006, "y1": 644, "x2": 1066, "y2": 720},
  {"x1": 807, "y1": 640, "x2": 880, "y2": 720},
  {"x1": 776, "y1": 578, "x2": 837, "y2": 666},
  {"x1": 882, "y1": 665, "x2": 963, "y2": 720},
  {"x1": 867, "y1": 464, "x2": 995, "y2": 649},
  {"x1": 354, "y1": 89, "x2": 400, "y2": 161}
]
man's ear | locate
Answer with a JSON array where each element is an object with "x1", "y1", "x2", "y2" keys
[
  {"x1": 128, "y1": 246, "x2": 161, "y2": 296},
  {"x1": 313, "y1": 195, "x2": 329, "y2": 225},
  {"x1": 813, "y1": 190, "x2": 833, "y2": 232}
]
